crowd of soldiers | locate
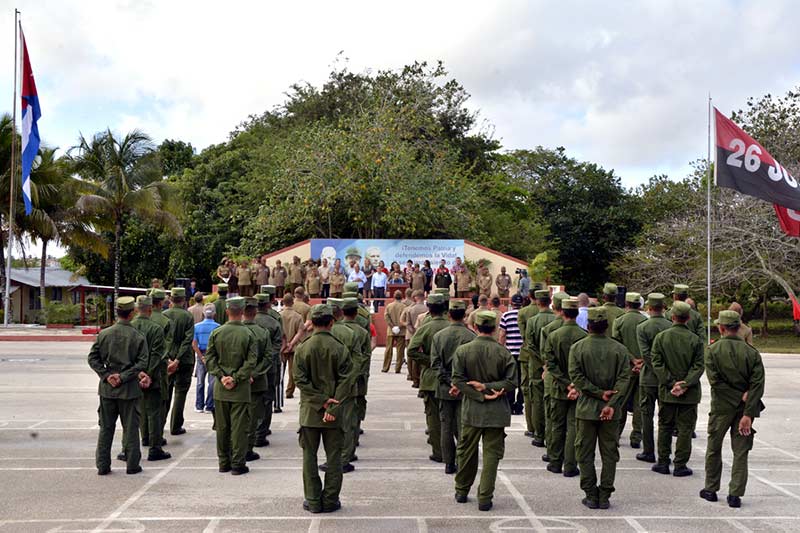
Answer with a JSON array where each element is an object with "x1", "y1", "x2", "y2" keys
[{"x1": 87, "y1": 267, "x2": 766, "y2": 513}]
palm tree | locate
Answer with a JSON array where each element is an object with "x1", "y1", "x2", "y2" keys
[{"x1": 69, "y1": 129, "x2": 182, "y2": 303}]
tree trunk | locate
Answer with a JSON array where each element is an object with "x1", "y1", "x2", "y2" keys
[
  {"x1": 39, "y1": 239, "x2": 47, "y2": 305},
  {"x1": 114, "y1": 218, "x2": 121, "y2": 307},
  {"x1": 761, "y1": 292, "x2": 769, "y2": 338}
]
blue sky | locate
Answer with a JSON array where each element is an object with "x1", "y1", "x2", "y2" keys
[{"x1": 2, "y1": 0, "x2": 799, "y2": 195}]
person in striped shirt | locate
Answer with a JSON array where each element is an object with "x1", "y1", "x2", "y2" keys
[{"x1": 500, "y1": 294, "x2": 525, "y2": 414}]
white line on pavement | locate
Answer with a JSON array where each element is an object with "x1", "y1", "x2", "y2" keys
[
  {"x1": 624, "y1": 517, "x2": 647, "y2": 532},
  {"x1": 497, "y1": 471, "x2": 545, "y2": 532}
]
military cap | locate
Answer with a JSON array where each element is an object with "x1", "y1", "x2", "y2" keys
[
  {"x1": 587, "y1": 307, "x2": 608, "y2": 322},
  {"x1": 562, "y1": 298, "x2": 580, "y2": 310},
  {"x1": 433, "y1": 288, "x2": 450, "y2": 300},
  {"x1": 310, "y1": 303, "x2": 333, "y2": 319},
  {"x1": 552, "y1": 291, "x2": 569, "y2": 310},
  {"x1": 117, "y1": 296, "x2": 136, "y2": 311},
  {"x1": 171, "y1": 287, "x2": 186, "y2": 298},
  {"x1": 135, "y1": 295, "x2": 152, "y2": 307},
  {"x1": 602, "y1": 283, "x2": 618, "y2": 296},
  {"x1": 342, "y1": 291, "x2": 358, "y2": 299},
  {"x1": 244, "y1": 297, "x2": 258, "y2": 308},
  {"x1": 149, "y1": 288, "x2": 166, "y2": 300},
  {"x1": 673, "y1": 284, "x2": 690, "y2": 296},
  {"x1": 534, "y1": 289, "x2": 550, "y2": 299},
  {"x1": 714, "y1": 310, "x2": 741, "y2": 327},
  {"x1": 343, "y1": 282, "x2": 359, "y2": 293},
  {"x1": 327, "y1": 297, "x2": 344, "y2": 309},
  {"x1": 450, "y1": 300, "x2": 467, "y2": 310},
  {"x1": 531, "y1": 282, "x2": 545, "y2": 291},
  {"x1": 342, "y1": 297, "x2": 359, "y2": 310},
  {"x1": 226, "y1": 296, "x2": 245, "y2": 310},
  {"x1": 427, "y1": 293, "x2": 445, "y2": 305},
  {"x1": 217, "y1": 283, "x2": 229, "y2": 292},
  {"x1": 474, "y1": 310, "x2": 497, "y2": 327},
  {"x1": 671, "y1": 301, "x2": 691, "y2": 318},
  {"x1": 255, "y1": 293, "x2": 269, "y2": 303},
  {"x1": 260, "y1": 285, "x2": 275, "y2": 295},
  {"x1": 511, "y1": 294, "x2": 524, "y2": 306},
  {"x1": 646, "y1": 292, "x2": 666, "y2": 306},
  {"x1": 625, "y1": 292, "x2": 641, "y2": 304}
]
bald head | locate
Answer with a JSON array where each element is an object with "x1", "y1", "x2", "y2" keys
[{"x1": 577, "y1": 293, "x2": 590, "y2": 307}]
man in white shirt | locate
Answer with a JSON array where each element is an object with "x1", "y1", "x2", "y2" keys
[
  {"x1": 371, "y1": 268, "x2": 388, "y2": 310},
  {"x1": 348, "y1": 264, "x2": 367, "y2": 295}
]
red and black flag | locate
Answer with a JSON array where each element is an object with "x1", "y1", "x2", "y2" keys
[{"x1": 715, "y1": 108, "x2": 800, "y2": 236}]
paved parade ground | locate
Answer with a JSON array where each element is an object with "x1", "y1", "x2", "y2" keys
[{"x1": 1, "y1": 341, "x2": 799, "y2": 532}]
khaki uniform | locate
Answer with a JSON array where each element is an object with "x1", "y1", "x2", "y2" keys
[
  {"x1": 737, "y1": 322, "x2": 754, "y2": 345},
  {"x1": 383, "y1": 300, "x2": 407, "y2": 372},
  {"x1": 281, "y1": 306, "x2": 305, "y2": 397},
  {"x1": 455, "y1": 269, "x2": 472, "y2": 298},
  {"x1": 403, "y1": 302, "x2": 428, "y2": 385},
  {"x1": 477, "y1": 274, "x2": 493, "y2": 297},
  {"x1": 238, "y1": 266, "x2": 252, "y2": 297},
  {"x1": 163, "y1": 306, "x2": 195, "y2": 434},
  {"x1": 131, "y1": 315, "x2": 167, "y2": 453},
  {"x1": 526, "y1": 309, "x2": 557, "y2": 443},
  {"x1": 256, "y1": 264, "x2": 270, "y2": 287},
  {"x1": 516, "y1": 304, "x2": 539, "y2": 434},
  {"x1": 330, "y1": 271, "x2": 346, "y2": 298},
  {"x1": 611, "y1": 310, "x2": 647, "y2": 445},
  {"x1": 294, "y1": 300, "x2": 311, "y2": 322},
  {"x1": 305, "y1": 274, "x2": 321, "y2": 298},
  {"x1": 271, "y1": 267, "x2": 287, "y2": 297},
  {"x1": 495, "y1": 274, "x2": 512, "y2": 298},
  {"x1": 188, "y1": 303, "x2": 205, "y2": 324},
  {"x1": 287, "y1": 262, "x2": 304, "y2": 294},
  {"x1": 411, "y1": 271, "x2": 426, "y2": 292},
  {"x1": 636, "y1": 315, "x2": 671, "y2": 456},
  {"x1": 452, "y1": 336, "x2": 516, "y2": 505}
]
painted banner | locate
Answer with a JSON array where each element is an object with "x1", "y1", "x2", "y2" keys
[{"x1": 310, "y1": 239, "x2": 465, "y2": 273}]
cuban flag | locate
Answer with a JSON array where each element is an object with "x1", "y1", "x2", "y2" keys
[{"x1": 20, "y1": 27, "x2": 40, "y2": 216}]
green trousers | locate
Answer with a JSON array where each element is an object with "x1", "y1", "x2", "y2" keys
[
  {"x1": 167, "y1": 363, "x2": 193, "y2": 433},
  {"x1": 355, "y1": 395, "x2": 367, "y2": 446},
  {"x1": 256, "y1": 369, "x2": 277, "y2": 441},
  {"x1": 139, "y1": 387, "x2": 164, "y2": 451},
  {"x1": 619, "y1": 374, "x2": 642, "y2": 444},
  {"x1": 300, "y1": 426, "x2": 344, "y2": 511},
  {"x1": 455, "y1": 425, "x2": 506, "y2": 504},
  {"x1": 528, "y1": 364, "x2": 546, "y2": 441},
  {"x1": 520, "y1": 362, "x2": 533, "y2": 433},
  {"x1": 639, "y1": 384, "x2": 658, "y2": 455},
  {"x1": 215, "y1": 399, "x2": 251, "y2": 469},
  {"x1": 549, "y1": 398, "x2": 577, "y2": 472},
  {"x1": 339, "y1": 399, "x2": 357, "y2": 464},
  {"x1": 543, "y1": 377, "x2": 552, "y2": 453},
  {"x1": 96, "y1": 397, "x2": 140, "y2": 472},
  {"x1": 422, "y1": 392, "x2": 442, "y2": 460},
  {"x1": 657, "y1": 403, "x2": 698, "y2": 467},
  {"x1": 248, "y1": 389, "x2": 268, "y2": 451},
  {"x1": 704, "y1": 409, "x2": 755, "y2": 497},
  {"x1": 576, "y1": 418, "x2": 620, "y2": 502},
  {"x1": 439, "y1": 399, "x2": 461, "y2": 466}
]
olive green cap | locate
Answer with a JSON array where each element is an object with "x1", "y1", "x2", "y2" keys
[
  {"x1": 327, "y1": 298, "x2": 344, "y2": 309},
  {"x1": 310, "y1": 304, "x2": 333, "y2": 319},
  {"x1": 587, "y1": 307, "x2": 608, "y2": 321},
  {"x1": 671, "y1": 301, "x2": 691, "y2": 318},
  {"x1": 226, "y1": 296, "x2": 245, "y2": 310},
  {"x1": 171, "y1": 287, "x2": 186, "y2": 298},
  {"x1": 255, "y1": 293, "x2": 269, "y2": 303},
  {"x1": 244, "y1": 297, "x2": 258, "y2": 308},
  {"x1": 474, "y1": 310, "x2": 497, "y2": 327},
  {"x1": 117, "y1": 296, "x2": 136, "y2": 311},
  {"x1": 625, "y1": 292, "x2": 641, "y2": 304},
  {"x1": 135, "y1": 295, "x2": 152, "y2": 307},
  {"x1": 562, "y1": 298, "x2": 580, "y2": 310},
  {"x1": 534, "y1": 289, "x2": 550, "y2": 299},
  {"x1": 342, "y1": 297, "x2": 359, "y2": 310},
  {"x1": 450, "y1": 300, "x2": 467, "y2": 310},
  {"x1": 149, "y1": 288, "x2": 166, "y2": 300},
  {"x1": 260, "y1": 285, "x2": 275, "y2": 295},
  {"x1": 714, "y1": 310, "x2": 741, "y2": 327},
  {"x1": 602, "y1": 283, "x2": 618, "y2": 296},
  {"x1": 217, "y1": 283, "x2": 229, "y2": 292},
  {"x1": 343, "y1": 282, "x2": 359, "y2": 293},
  {"x1": 673, "y1": 284, "x2": 689, "y2": 296},
  {"x1": 552, "y1": 291, "x2": 569, "y2": 310},
  {"x1": 427, "y1": 293, "x2": 445, "y2": 305},
  {"x1": 342, "y1": 291, "x2": 358, "y2": 298},
  {"x1": 647, "y1": 292, "x2": 666, "y2": 306}
]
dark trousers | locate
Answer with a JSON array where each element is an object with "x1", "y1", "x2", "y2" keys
[
  {"x1": 215, "y1": 399, "x2": 251, "y2": 469},
  {"x1": 140, "y1": 387, "x2": 164, "y2": 451},
  {"x1": 639, "y1": 384, "x2": 658, "y2": 455},
  {"x1": 256, "y1": 370, "x2": 277, "y2": 440},
  {"x1": 248, "y1": 389, "x2": 268, "y2": 452},
  {"x1": 657, "y1": 403, "x2": 698, "y2": 467},
  {"x1": 619, "y1": 374, "x2": 642, "y2": 444},
  {"x1": 300, "y1": 426, "x2": 344, "y2": 511},
  {"x1": 439, "y1": 399, "x2": 461, "y2": 466},
  {"x1": 372, "y1": 287, "x2": 385, "y2": 310},
  {"x1": 321, "y1": 283, "x2": 330, "y2": 298},
  {"x1": 528, "y1": 363, "x2": 546, "y2": 441},
  {"x1": 167, "y1": 363, "x2": 193, "y2": 433},
  {"x1": 423, "y1": 392, "x2": 442, "y2": 459},
  {"x1": 576, "y1": 418, "x2": 620, "y2": 502},
  {"x1": 96, "y1": 397, "x2": 140, "y2": 472}
]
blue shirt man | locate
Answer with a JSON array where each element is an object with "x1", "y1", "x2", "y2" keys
[{"x1": 192, "y1": 305, "x2": 220, "y2": 412}]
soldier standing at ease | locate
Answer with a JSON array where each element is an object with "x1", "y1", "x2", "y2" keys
[
  {"x1": 701, "y1": 310, "x2": 766, "y2": 508},
  {"x1": 600, "y1": 283, "x2": 624, "y2": 337},
  {"x1": 495, "y1": 267, "x2": 512, "y2": 299},
  {"x1": 650, "y1": 301, "x2": 705, "y2": 477},
  {"x1": 569, "y1": 307, "x2": 631, "y2": 510},
  {"x1": 668, "y1": 284, "x2": 706, "y2": 343},
  {"x1": 287, "y1": 256, "x2": 305, "y2": 295},
  {"x1": 477, "y1": 268, "x2": 493, "y2": 298},
  {"x1": 131, "y1": 295, "x2": 171, "y2": 461},
  {"x1": 431, "y1": 300, "x2": 475, "y2": 474},
  {"x1": 338, "y1": 298, "x2": 370, "y2": 471},
  {"x1": 539, "y1": 291, "x2": 570, "y2": 462},
  {"x1": 149, "y1": 288, "x2": 172, "y2": 443},
  {"x1": 383, "y1": 290, "x2": 407, "y2": 373},
  {"x1": 403, "y1": 290, "x2": 428, "y2": 387},
  {"x1": 243, "y1": 297, "x2": 272, "y2": 462},
  {"x1": 294, "y1": 304, "x2": 352, "y2": 514},
  {"x1": 164, "y1": 287, "x2": 195, "y2": 436},
  {"x1": 452, "y1": 311, "x2": 516, "y2": 512},
  {"x1": 254, "y1": 290, "x2": 283, "y2": 445},
  {"x1": 516, "y1": 286, "x2": 540, "y2": 438},
  {"x1": 214, "y1": 284, "x2": 229, "y2": 325},
  {"x1": 525, "y1": 289, "x2": 557, "y2": 447},
  {"x1": 88, "y1": 296, "x2": 149, "y2": 475},
  {"x1": 204, "y1": 297, "x2": 257, "y2": 475},
  {"x1": 611, "y1": 292, "x2": 646, "y2": 448}
]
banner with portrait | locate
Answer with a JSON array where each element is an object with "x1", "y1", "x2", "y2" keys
[{"x1": 310, "y1": 239, "x2": 465, "y2": 273}]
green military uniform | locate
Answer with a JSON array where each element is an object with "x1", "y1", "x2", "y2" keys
[
  {"x1": 611, "y1": 293, "x2": 646, "y2": 447},
  {"x1": 636, "y1": 293, "x2": 671, "y2": 460},
  {"x1": 651, "y1": 302, "x2": 705, "y2": 473},
  {"x1": 163, "y1": 287, "x2": 195, "y2": 435},
  {"x1": 666, "y1": 285, "x2": 706, "y2": 344},
  {"x1": 525, "y1": 290, "x2": 557, "y2": 445},
  {"x1": 341, "y1": 297, "x2": 371, "y2": 458},
  {"x1": 543, "y1": 299, "x2": 586, "y2": 475},
  {"x1": 214, "y1": 284, "x2": 229, "y2": 325},
  {"x1": 569, "y1": 307, "x2": 631, "y2": 507},
  {"x1": 260, "y1": 285, "x2": 285, "y2": 414},
  {"x1": 88, "y1": 297, "x2": 148, "y2": 474},
  {"x1": 254, "y1": 291, "x2": 283, "y2": 442},
  {"x1": 243, "y1": 299, "x2": 272, "y2": 458},
  {"x1": 204, "y1": 297, "x2": 258, "y2": 472},
  {"x1": 328, "y1": 299, "x2": 359, "y2": 467},
  {"x1": 600, "y1": 283, "x2": 624, "y2": 338},
  {"x1": 294, "y1": 305, "x2": 352, "y2": 513},
  {"x1": 453, "y1": 311, "x2": 517, "y2": 508},
  {"x1": 407, "y1": 294, "x2": 450, "y2": 461},
  {"x1": 149, "y1": 289, "x2": 172, "y2": 440},
  {"x1": 540, "y1": 292, "x2": 569, "y2": 458},
  {"x1": 131, "y1": 297, "x2": 168, "y2": 458},
  {"x1": 431, "y1": 301, "x2": 476, "y2": 470},
  {"x1": 704, "y1": 311, "x2": 766, "y2": 500},
  {"x1": 516, "y1": 297, "x2": 539, "y2": 435}
]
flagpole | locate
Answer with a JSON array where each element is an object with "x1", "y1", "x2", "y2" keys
[
  {"x1": 4, "y1": 9, "x2": 19, "y2": 328},
  {"x1": 706, "y1": 93, "x2": 712, "y2": 344}
]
